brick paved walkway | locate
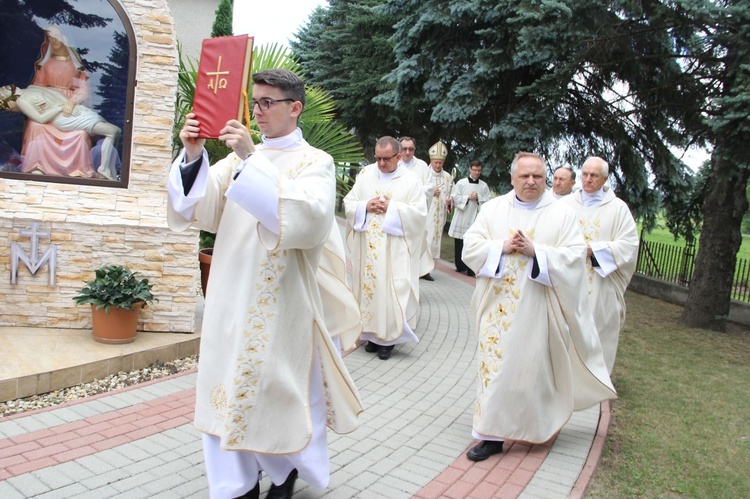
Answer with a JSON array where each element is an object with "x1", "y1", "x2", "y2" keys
[{"x1": 0, "y1": 263, "x2": 608, "y2": 498}]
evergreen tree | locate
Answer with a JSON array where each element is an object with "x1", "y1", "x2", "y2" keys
[
  {"x1": 292, "y1": 1, "x2": 398, "y2": 152},
  {"x1": 211, "y1": 0, "x2": 233, "y2": 38},
  {"x1": 297, "y1": 0, "x2": 750, "y2": 330},
  {"x1": 95, "y1": 31, "x2": 129, "y2": 129},
  {"x1": 375, "y1": 0, "x2": 749, "y2": 330},
  {"x1": 292, "y1": 0, "x2": 448, "y2": 162}
]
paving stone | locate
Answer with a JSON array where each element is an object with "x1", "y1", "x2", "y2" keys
[
  {"x1": 0, "y1": 481, "x2": 25, "y2": 499},
  {"x1": 1, "y1": 266, "x2": 604, "y2": 499},
  {"x1": 6, "y1": 472, "x2": 52, "y2": 497},
  {"x1": 79, "y1": 468, "x2": 130, "y2": 489},
  {"x1": 34, "y1": 482, "x2": 89, "y2": 499},
  {"x1": 32, "y1": 465, "x2": 77, "y2": 490}
]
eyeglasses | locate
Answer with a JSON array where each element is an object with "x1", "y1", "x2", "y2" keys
[
  {"x1": 250, "y1": 98, "x2": 295, "y2": 111},
  {"x1": 401, "y1": 147, "x2": 415, "y2": 151},
  {"x1": 375, "y1": 153, "x2": 398, "y2": 163}
]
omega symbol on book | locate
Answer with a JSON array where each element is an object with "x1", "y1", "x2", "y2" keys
[{"x1": 206, "y1": 56, "x2": 229, "y2": 94}]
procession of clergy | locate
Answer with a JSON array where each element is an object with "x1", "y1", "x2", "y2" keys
[
  {"x1": 168, "y1": 70, "x2": 639, "y2": 497},
  {"x1": 344, "y1": 138, "x2": 638, "y2": 461}
]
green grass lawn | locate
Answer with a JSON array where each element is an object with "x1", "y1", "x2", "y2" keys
[{"x1": 587, "y1": 291, "x2": 750, "y2": 497}]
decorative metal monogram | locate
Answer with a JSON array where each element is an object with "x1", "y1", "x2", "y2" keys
[{"x1": 10, "y1": 223, "x2": 57, "y2": 285}]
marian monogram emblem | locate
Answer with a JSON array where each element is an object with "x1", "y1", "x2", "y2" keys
[{"x1": 10, "y1": 223, "x2": 57, "y2": 285}]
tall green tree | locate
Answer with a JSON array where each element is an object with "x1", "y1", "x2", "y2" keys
[
  {"x1": 292, "y1": 0, "x2": 456, "y2": 163},
  {"x1": 210, "y1": 0, "x2": 233, "y2": 38},
  {"x1": 677, "y1": 1, "x2": 750, "y2": 330},
  {"x1": 373, "y1": 0, "x2": 749, "y2": 330},
  {"x1": 291, "y1": 0, "x2": 401, "y2": 153}
]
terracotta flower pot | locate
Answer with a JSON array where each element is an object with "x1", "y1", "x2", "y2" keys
[
  {"x1": 199, "y1": 248, "x2": 213, "y2": 296},
  {"x1": 90, "y1": 303, "x2": 143, "y2": 344}
]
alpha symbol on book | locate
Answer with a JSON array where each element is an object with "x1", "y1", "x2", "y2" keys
[{"x1": 206, "y1": 56, "x2": 229, "y2": 94}]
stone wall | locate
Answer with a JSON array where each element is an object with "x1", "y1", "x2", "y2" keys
[
  {"x1": 0, "y1": 0, "x2": 200, "y2": 333},
  {"x1": 629, "y1": 274, "x2": 750, "y2": 326}
]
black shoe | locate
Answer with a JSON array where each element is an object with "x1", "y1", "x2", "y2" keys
[
  {"x1": 466, "y1": 269, "x2": 475, "y2": 277},
  {"x1": 234, "y1": 482, "x2": 259, "y2": 499},
  {"x1": 364, "y1": 341, "x2": 379, "y2": 353},
  {"x1": 455, "y1": 267, "x2": 466, "y2": 273},
  {"x1": 267, "y1": 469, "x2": 297, "y2": 499},
  {"x1": 466, "y1": 440, "x2": 504, "y2": 461},
  {"x1": 420, "y1": 273, "x2": 434, "y2": 281},
  {"x1": 378, "y1": 345, "x2": 394, "y2": 360}
]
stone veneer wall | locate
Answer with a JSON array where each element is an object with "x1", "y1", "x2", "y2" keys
[{"x1": 0, "y1": 0, "x2": 199, "y2": 333}]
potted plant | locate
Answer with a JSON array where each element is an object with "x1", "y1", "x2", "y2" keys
[
  {"x1": 73, "y1": 265, "x2": 157, "y2": 344},
  {"x1": 198, "y1": 230, "x2": 215, "y2": 296}
]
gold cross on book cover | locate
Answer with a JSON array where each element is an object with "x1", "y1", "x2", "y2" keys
[{"x1": 192, "y1": 35, "x2": 254, "y2": 139}]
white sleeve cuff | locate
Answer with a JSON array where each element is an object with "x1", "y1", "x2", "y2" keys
[
  {"x1": 224, "y1": 152, "x2": 281, "y2": 234},
  {"x1": 167, "y1": 149, "x2": 209, "y2": 221},
  {"x1": 353, "y1": 202, "x2": 368, "y2": 232},
  {"x1": 591, "y1": 241, "x2": 617, "y2": 277},
  {"x1": 529, "y1": 246, "x2": 552, "y2": 287},
  {"x1": 477, "y1": 241, "x2": 505, "y2": 277},
  {"x1": 382, "y1": 203, "x2": 404, "y2": 236}
]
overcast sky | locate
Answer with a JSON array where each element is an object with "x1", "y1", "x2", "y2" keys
[{"x1": 233, "y1": 0, "x2": 328, "y2": 48}]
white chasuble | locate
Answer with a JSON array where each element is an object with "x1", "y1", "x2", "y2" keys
[
  {"x1": 316, "y1": 221, "x2": 363, "y2": 352},
  {"x1": 168, "y1": 144, "x2": 363, "y2": 455},
  {"x1": 463, "y1": 191, "x2": 616, "y2": 444},
  {"x1": 562, "y1": 187, "x2": 638, "y2": 373},
  {"x1": 448, "y1": 178, "x2": 492, "y2": 239},
  {"x1": 426, "y1": 170, "x2": 453, "y2": 259},
  {"x1": 399, "y1": 157, "x2": 436, "y2": 277},
  {"x1": 344, "y1": 165, "x2": 427, "y2": 342}
]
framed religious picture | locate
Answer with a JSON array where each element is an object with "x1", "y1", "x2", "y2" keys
[{"x1": 0, "y1": 0, "x2": 136, "y2": 187}]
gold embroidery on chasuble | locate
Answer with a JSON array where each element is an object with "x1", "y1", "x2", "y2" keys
[
  {"x1": 322, "y1": 371, "x2": 336, "y2": 427},
  {"x1": 222, "y1": 249, "x2": 286, "y2": 448},
  {"x1": 210, "y1": 386, "x2": 227, "y2": 419},
  {"x1": 475, "y1": 228, "x2": 531, "y2": 418},
  {"x1": 360, "y1": 189, "x2": 391, "y2": 327},
  {"x1": 579, "y1": 218, "x2": 601, "y2": 289}
]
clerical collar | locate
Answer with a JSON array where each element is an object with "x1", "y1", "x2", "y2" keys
[
  {"x1": 431, "y1": 169, "x2": 443, "y2": 176},
  {"x1": 399, "y1": 158, "x2": 415, "y2": 168},
  {"x1": 468, "y1": 177, "x2": 479, "y2": 184},
  {"x1": 581, "y1": 187, "x2": 605, "y2": 208},
  {"x1": 378, "y1": 165, "x2": 401, "y2": 180},
  {"x1": 514, "y1": 195, "x2": 543, "y2": 211},
  {"x1": 261, "y1": 128, "x2": 306, "y2": 150}
]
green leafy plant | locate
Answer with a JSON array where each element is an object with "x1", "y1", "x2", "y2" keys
[{"x1": 73, "y1": 265, "x2": 156, "y2": 313}]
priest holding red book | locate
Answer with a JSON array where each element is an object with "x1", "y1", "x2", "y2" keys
[{"x1": 167, "y1": 69, "x2": 363, "y2": 499}]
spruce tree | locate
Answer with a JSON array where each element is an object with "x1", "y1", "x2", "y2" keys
[
  {"x1": 211, "y1": 0, "x2": 233, "y2": 38},
  {"x1": 296, "y1": 0, "x2": 750, "y2": 330}
]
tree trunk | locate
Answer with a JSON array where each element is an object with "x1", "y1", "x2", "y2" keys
[{"x1": 680, "y1": 149, "x2": 749, "y2": 331}]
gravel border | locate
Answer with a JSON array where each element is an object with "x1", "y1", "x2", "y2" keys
[{"x1": 0, "y1": 355, "x2": 199, "y2": 417}]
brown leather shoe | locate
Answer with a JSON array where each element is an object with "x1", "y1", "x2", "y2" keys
[
  {"x1": 467, "y1": 440, "x2": 504, "y2": 461},
  {"x1": 267, "y1": 469, "x2": 297, "y2": 499}
]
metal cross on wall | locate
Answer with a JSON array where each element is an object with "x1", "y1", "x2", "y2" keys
[{"x1": 10, "y1": 223, "x2": 57, "y2": 285}]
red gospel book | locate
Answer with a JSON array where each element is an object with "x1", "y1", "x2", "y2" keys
[{"x1": 193, "y1": 35, "x2": 254, "y2": 139}]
